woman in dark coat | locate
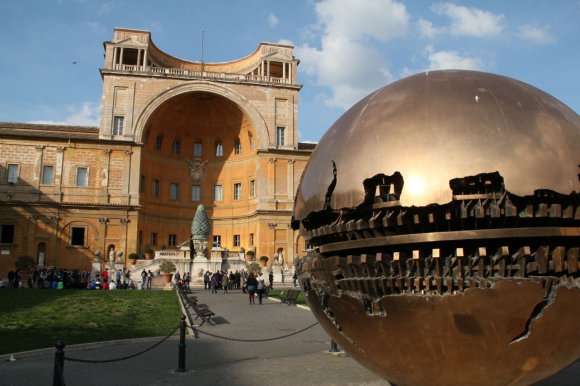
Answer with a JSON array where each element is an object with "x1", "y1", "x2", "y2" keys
[{"x1": 246, "y1": 273, "x2": 258, "y2": 305}]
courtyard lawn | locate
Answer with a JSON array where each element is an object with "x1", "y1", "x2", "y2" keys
[
  {"x1": 267, "y1": 289, "x2": 307, "y2": 306},
  {"x1": 0, "y1": 289, "x2": 181, "y2": 355}
]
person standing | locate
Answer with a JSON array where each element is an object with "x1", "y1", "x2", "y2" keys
[
  {"x1": 221, "y1": 274, "x2": 229, "y2": 293},
  {"x1": 210, "y1": 272, "x2": 219, "y2": 294},
  {"x1": 146, "y1": 269, "x2": 153, "y2": 290},
  {"x1": 256, "y1": 272, "x2": 266, "y2": 304},
  {"x1": 246, "y1": 273, "x2": 257, "y2": 305},
  {"x1": 204, "y1": 271, "x2": 211, "y2": 290},
  {"x1": 268, "y1": 271, "x2": 274, "y2": 290}
]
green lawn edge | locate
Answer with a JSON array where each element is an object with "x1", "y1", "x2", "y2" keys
[{"x1": 0, "y1": 290, "x2": 182, "y2": 355}]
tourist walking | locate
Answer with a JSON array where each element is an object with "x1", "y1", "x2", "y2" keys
[
  {"x1": 268, "y1": 271, "x2": 274, "y2": 289},
  {"x1": 246, "y1": 273, "x2": 257, "y2": 304}
]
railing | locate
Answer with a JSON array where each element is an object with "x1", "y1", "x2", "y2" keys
[{"x1": 112, "y1": 64, "x2": 294, "y2": 85}]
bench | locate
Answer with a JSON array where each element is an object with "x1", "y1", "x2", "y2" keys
[
  {"x1": 193, "y1": 305, "x2": 215, "y2": 326},
  {"x1": 280, "y1": 289, "x2": 300, "y2": 306}
]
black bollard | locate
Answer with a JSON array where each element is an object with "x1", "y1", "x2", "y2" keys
[
  {"x1": 176, "y1": 315, "x2": 187, "y2": 372},
  {"x1": 53, "y1": 340, "x2": 65, "y2": 386},
  {"x1": 329, "y1": 339, "x2": 340, "y2": 353}
]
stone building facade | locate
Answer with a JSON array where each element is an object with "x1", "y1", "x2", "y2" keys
[{"x1": 0, "y1": 28, "x2": 314, "y2": 275}]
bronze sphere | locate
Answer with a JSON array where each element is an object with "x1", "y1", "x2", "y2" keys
[{"x1": 293, "y1": 70, "x2": 579, "y2": 386}]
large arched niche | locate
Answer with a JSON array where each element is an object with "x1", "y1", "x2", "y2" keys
[{"x1": 134, "y1": 81, "x2": 269, "y2": 147}]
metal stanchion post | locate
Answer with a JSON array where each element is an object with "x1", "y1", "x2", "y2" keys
[
  {"x1": 176, "y1": 315, "x2": 187, "y2": 372},
  {"x1": 330, "y1": 339, "x2": 340, "y2": 353},
  {"x1": 53, "y1": 340, "x2": 65, "y2": 386}
]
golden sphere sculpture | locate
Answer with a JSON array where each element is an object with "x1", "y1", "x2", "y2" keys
[{"x1": 292, "y1": 70, "x2": 579, "y2": 386}]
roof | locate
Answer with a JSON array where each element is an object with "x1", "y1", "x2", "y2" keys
[{"x1": 0, "y1": 122, "x2": 99, "y2": 140}]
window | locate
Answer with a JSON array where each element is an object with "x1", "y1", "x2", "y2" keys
[
  {"x1": 234, "y1": 139, "x2": 241, "y2": 155},
  {"x1": 151, "y1": 232, "x2": 157, "y2": 246},
  {"x1": 113, "y1": 116, "x2": 124, "y2": 136},
  {"x1": 42, "y1": 165, "x2": 54, "y2": 185},
  {"x1": 193, "y1": 142, "x2": 203, "y2": 157},
  {"x1": 213, "y1": 235, "x2": 221, "y2": 248},
  {"x1": 215, "y1": 142, "x2": 223, "y2": 157},
  {"x1": 233, "y1": 183, "x2": 242, "y2": 200},
  {"x1": 153, "y1": 179, "x2": 160, "y2": 197},
  {"x1": 155, "y1": 135, "x2": 163, "y2": 150},
  {"x1": 234, "y1": 234, "x2": 240, "y2": 247},
  {"x1": 249, "y1": 233, "x2": 254, "y2": 247},
  {"x1": 0, "y1": 224, "x2": 15, "y2": 244},
  {"x1": 276, "y1": 127, "x2": 285, "y2": 146},
  {"x1": 169, "y1": 183, "x2": 179, "y2": 200},
  {"x1": 214, "y1": 185, "x2": 223, "y2": 201},
  {"x1": 191, "y1": 185, "x2": 201, "y2": 201},
  {"x1": 249, "y1": 179, "x2": 255, "y2": 198},
  {"x1": 70, "y1": 227, "x2": 86, "y2": 246},
  {"x1": 76, "y1": 167, "x2": 88, "y2": 187},
  {"x1": 172, "y1": 139, "x2": 181, "y2": 154},
  {"x1": 140, "y1": 175, "x2": 145, "y2": 193},
  {"x1": 7, "y1": 164, "x2": 19, "y2": 184},
  {"x1": 168, "y1": 234, "x2": 177, "y2": 247}
]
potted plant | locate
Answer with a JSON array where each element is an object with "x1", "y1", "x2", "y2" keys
[
  {"x1": 159, "y1": 260, "x2": 176, "y2": 283},
  {"x1": 128, "y1": 253, "x2": 138, "y2": 265},
  {"x1": 259, "y1": 255, "x2": 269, "y2": 267},
  {"x1": 144, "y1": 248, "x2": 154, "y2": 260}
]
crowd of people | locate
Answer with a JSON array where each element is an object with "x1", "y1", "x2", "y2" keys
[
  {"x1": 0, "y1": 266, "x2": 298, "y2": 298},
  {"x1": 201, "y1": 269, "x2": 280, "y2": 305}
]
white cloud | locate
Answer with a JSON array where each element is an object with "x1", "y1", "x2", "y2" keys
[
  {"x1": 425, "y1": 45, "x2": 484, "y2": 71},
  {"x1": 268, "y1": 13, "x2": 279, "y2": 28},
  {"x1": 518, "y1": 24, "x2": 557, "y2": 44},
  {"x1": 432, "y1": 2, "x2": 505, "y2": 38},
  {"x1": 29, "y1": 102, "x2": 100, "y2": 127},
  {"x1": 296, "y1": 0, "x2": 409, "y2": 110},
  {"x1": 417, "y1": 18, "x2": 445, "y2": 38}
]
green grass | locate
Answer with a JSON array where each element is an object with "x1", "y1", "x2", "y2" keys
[
  {"x1": 0, "y1": 290, "x2": 182, "y2": 355},
  {"x1": 267, "y1": 289, "x2": 307, "y2": 306}
]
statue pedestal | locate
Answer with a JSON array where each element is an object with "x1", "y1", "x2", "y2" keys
[{"x1": 91, "y1": 261, "x2": 102, "y2": 281}]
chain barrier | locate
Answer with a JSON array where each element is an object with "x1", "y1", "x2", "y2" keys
[
  {"x1": 63, "y1": 324, "x2": 180, "y2": 364},
  {"x1": 189, "y1": 321, "x2": 320, "y2": 342}
]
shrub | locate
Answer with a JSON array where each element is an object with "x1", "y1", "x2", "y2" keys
[
  {"x1": 159, "y1": 260, "x2": 176, "y2": 274},
  {"x1": 259, "y1": 255, "x2": 269, "y2": 262},
  {"x1": 15, "y1": 255, "x2": 35, "y2": 270},
  {"x1": 247, "y1": 262, "x2": 261, "y2": 273}
]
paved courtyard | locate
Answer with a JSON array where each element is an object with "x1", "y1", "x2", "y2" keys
[{"x1": 0, "y1": 286, "x2": 578, "y2": 385}]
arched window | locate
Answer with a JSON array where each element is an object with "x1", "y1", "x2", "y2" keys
[
  {"x1": 215, "y1": 142, "x2": 223, "y2": 157},
  {"x1": 234, "y1": 139, "x2": 242, "y2": 155}
]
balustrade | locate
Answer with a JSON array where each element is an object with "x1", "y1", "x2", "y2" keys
[{"x1": 111, "y1": 64, "x2": 292, "y2": 85}]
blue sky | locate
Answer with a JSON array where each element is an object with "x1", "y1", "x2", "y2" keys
[{"x1": 0, "y1": 0, "x2": 578, "y2": 142}]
